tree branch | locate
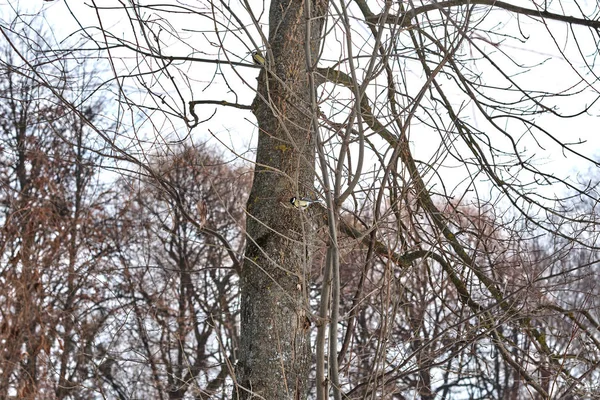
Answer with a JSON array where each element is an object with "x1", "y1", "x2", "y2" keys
[{"x1": 364, "y1": 0, "x2": 600, "y2": 29}]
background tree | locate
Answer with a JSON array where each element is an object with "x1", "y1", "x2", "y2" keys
[
  {"x1": 0, "y1": 15, "x2": 118, "y2": 399},
  {"x1": 105, "y1": 144, "x2": 248, "y2": 399}
]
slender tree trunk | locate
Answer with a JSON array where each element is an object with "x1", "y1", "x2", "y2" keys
[{"x1": 236, "y1": 0, "x2": 328, "y2": 398}]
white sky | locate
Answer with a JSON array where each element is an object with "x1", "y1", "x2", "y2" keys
[{"x1": 5, "y1": 0, "x2": 600, "y2": 211}]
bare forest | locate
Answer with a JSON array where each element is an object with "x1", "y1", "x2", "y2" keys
[{"x1": 1, "y1": 1, "x2": 600, "y2": 399}]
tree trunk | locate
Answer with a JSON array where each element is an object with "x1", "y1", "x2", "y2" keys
[{"x1": 236, "y1": 0, "x2": 328, "y2": 399}]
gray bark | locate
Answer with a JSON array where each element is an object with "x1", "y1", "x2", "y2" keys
[{"x1": 236, "y1": 0, "x2": 328, "y2": 399}]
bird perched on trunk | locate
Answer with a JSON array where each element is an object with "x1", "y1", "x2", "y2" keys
[
  {"x1": 290, "y1": 197, "x2": 320, "y2": 210},
  {"x1": 252, "y1": 50, "x2": 265, "y2": 66}
]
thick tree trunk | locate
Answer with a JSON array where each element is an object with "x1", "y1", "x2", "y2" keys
[{"x1": 236, "y1": 0, "x2": 328, "y2": 399}]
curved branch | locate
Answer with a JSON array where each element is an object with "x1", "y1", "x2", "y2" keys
[{"x1": 363, "y1": 0, "x2": 600, "y2": 30}]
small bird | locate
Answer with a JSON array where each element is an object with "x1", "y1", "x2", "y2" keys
[
  {"x1": 252, "y1": 51, "x2": 265, "y2": 66},
  {"x1": 290, "y1": 197, "x2": 320, "y2": 210}
]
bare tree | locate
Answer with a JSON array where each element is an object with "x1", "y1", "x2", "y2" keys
[
  {"x1": 0, "y1": 14, "x2": 119, "y2": 399},
  {"x1": 104, "y1": 144, "x2": 248, "y2": 399},
  {"x1": 5, "y1": 0, "x2": 600, "y2": 399}
]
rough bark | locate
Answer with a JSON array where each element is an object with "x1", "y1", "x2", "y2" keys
[{"x1": 236, "y1": 0, "x2": 328, "y2": 399}]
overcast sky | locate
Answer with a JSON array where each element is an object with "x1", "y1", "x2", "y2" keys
[{"x1": 6, "y1": 0, "x2": 600, "y2": 211}]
